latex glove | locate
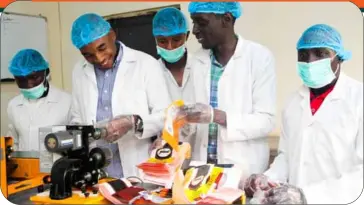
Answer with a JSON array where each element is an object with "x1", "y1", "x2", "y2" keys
[
  {"x1": 178, "y1": 103, "x2": 214, "y2": 124},
  {"x1": 180, "y1": 124, "x2": 197, "y2": 141},
  {"x1": 96, "y1": 115, "x2": 134, "y2": 142},
  {"x1": 244, "y1": 174, "x2": 278, "y2": 198},
  {"x1": 265, "y1": 184, "x2": 307, "y2": 204},
  {"x1": 249, "y1": 190, "x2": 268, "y2": 204}
]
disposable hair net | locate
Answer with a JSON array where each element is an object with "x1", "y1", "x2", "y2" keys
[
  {"x1": 188, "y1": 2, "x2": 242, "y2": 19},
  {"x1": 71, "y1": 13, "x2": 111, "y2": 49},
  {"x1": 297, "y1": 24, "x2": 351, "y2": 61},
  {"x1": 9, "y1": 49, "x2": 49, "y2": 77},
  {"x1": 153, "y1": 7, "x2": 189, "y2": 37}
]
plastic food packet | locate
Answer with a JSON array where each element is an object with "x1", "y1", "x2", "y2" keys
[
  {"x1": 161, "y1": 100, "x2": 187, "y2": 151},
  {"x1": 172, "y1": 166, "x2": 246, "y2": 204},
  {"x1": 183, "y1": 164, "x2": 245, "y2": 202},
  {"x1": 196, "y1": 187, "x2": 245, "y2": 204},
  {"x1": 137, "y1": 100, "x2": 191, "y2": 188},
  {"x1": 137, "y1": 141, "x2": 191, "y2": 188}
]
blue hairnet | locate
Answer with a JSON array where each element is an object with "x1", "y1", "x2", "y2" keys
[
  {"x1": 71, "y1": 13, "x2": 111, "y2": 49},
  {"x1": 188, "y1": 2, "x2": 242, "y2": 19},
  {"x1": 297, "y1": 24, "x2": 351, "y2": 61},
  {"x1": 153, "y1": 7, "x2": 189, "y2": 37},
  {"x1": 9, "y1": 49, "x2": 49, "y2": 77}
]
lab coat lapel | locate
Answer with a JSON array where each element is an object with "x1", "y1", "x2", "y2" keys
[
  {"x1": 15, "y1": 96, "x2": 32, "y2": 131},
  {"x1": 322, "y1": 72, "x2": 347, "y2": 102},
  {"x1": 83, "y1": 62, "x2": 98, "y2": 123},
  {"x1": 218, "y1": 35, "x2": 245, "y2": 108},
  {"x1": 311, "y1": 73, "x2": 347, "y2": 122},
  {"x1": 193, "y1": 49, "x2": 211, "y2": 104},
  {"x1": 112, "y1": 44, "x2": 135, "y2": 117},
  {"x1": 220, "y1": 35, "x2": 245, "y2": 79},
  {"x1": 299, "y1": 72, "x2": 347, "y2": 126},
  {"x1": 298, "y1": 86, "x2": 313, "y2": 127}
]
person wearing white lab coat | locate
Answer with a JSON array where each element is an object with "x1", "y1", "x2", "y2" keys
[
  {"x1": 70, "y1": 13, "x2": 171, "y2": 177},
  {"x1": 244, "y1": 24, "x2": 363, "y2": 204},
  {"x1": 182, "y1": 2, "x2": 276, "y2": 179},
  {"x1": 153, "y1": 7, "x2": 196, "y2": 105},
  {"x1": 150, "y1": 8, "x2": 197, "y2": 150},
  {"x1": 7, "y1": 49, "x2": 71, "y2": 152}
]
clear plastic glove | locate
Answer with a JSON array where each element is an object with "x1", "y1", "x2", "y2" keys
[
  {"x1": 95, "y1": 115, "x2": 134, "y2": 143},
  {"x1": 265, "y1": 184, "x2": 307, "y2": 204},
  {"x1": 178, "y1": 103, "x2": 213, "y2": 124},
  {"x1": 244, "y1": 174, "x2": 278, "y2": 198},
  {"x1": 180, "y1": 124, "x2": 197, "y2": 141},
  {"x1": 249, "y1": 189, "x2": 269, "y2": 204}
]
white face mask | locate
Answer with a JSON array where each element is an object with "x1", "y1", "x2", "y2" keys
[
  {"x1": 19, "y1": 72, "x2": 48, "y2": 99},
  {"x1": 297, "y1": 55, "x2": 339, "y2": 89}
]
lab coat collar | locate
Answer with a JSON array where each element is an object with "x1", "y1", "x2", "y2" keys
[
  {"x1": 194, "y1": 34, "x2": 245, "y2": 64},
  {"x1": 158, "y1": 52, "x2": 193, "y2": 71},
  {"x1": 158, "y1": 53, "x2": 193, "y2": 89},
  {"x1": 18, "y1": 83, "x2": 59, "y2": 106},
  {"x1": 298, "y1": 72, "x2": 349, "y2": 101}
]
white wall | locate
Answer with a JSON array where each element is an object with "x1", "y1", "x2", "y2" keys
[
  {"x1": 0, "y1": 2, "x2": 62, "y2": 136},
  {"x1": 1, "y1": 2, "x2": 363, "y2": 143}
]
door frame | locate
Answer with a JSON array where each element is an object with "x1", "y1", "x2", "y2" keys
[{"x1": 103, "y1": 4, "x2": 181, "y2": 21}]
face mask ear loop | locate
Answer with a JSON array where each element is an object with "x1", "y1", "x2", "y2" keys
[
  {"x1": 333, "y1": 63, "x2": 340, "y2": 75},
  {"x1": 331, "y1": 54, "x2": 340, "y2": 75},
  {"x1": 42, "y1": 70, "x2": 49, "y2": 91}
]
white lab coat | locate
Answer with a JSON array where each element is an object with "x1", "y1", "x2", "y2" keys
[
  {"x1": 158, "y1": 54, "x2": 197, "y2": 144},
  {"x1": 158, "y1": 54, "x2": 196, "y2": 104},
  {"x1": 70, "y1": 43, "x2": 172, "y2": 177},
  {"x1": 7, "y1": 84, "x2": 71, "y2": 151},
  {"x1": 265, "y1": 73, "x2": 363, "y2": 204},
  {"x1": 190, "y1": 35, "x2": 276, "y2": 178}
]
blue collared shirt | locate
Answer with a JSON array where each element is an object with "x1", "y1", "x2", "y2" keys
[{"x1": 94, "y1": 41, "x2": 124, "y2": 178}]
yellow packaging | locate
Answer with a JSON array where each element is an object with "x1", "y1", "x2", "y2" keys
[
  {"x1": 141, "y1": 100, "x2": 186, "y2": 165},
  {"x1": 184, "y1": 165, "x2": 224, "y2": 202},
  {"x1": 241, "y1": 191, "x2": 246, "y2": 204},
  {"x1": 161, "y1": 100, "x2": 186, "y2": 152}
]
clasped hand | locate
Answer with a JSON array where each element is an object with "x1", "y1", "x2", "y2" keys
[
  {"x1": 177, "y1": 103, "x2": 214, "y2": 124},
  {"x1": 244, "y1": 174, "x2": 307, "y2": 204}
]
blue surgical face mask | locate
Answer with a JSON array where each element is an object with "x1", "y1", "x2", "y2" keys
[
  {"x1": 297, "y1": 56, "x2": 339, "y2": 89},
  {"x1": 20, "y1": 75, "x2": 48, "y2": 99},
  {"x1": 157, "y1": 44, "x2": 186, "y2": 63}
]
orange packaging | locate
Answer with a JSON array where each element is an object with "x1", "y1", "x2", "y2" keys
[{"x1": 161, "y1": 100, "x2": 186, "y2": 152}]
